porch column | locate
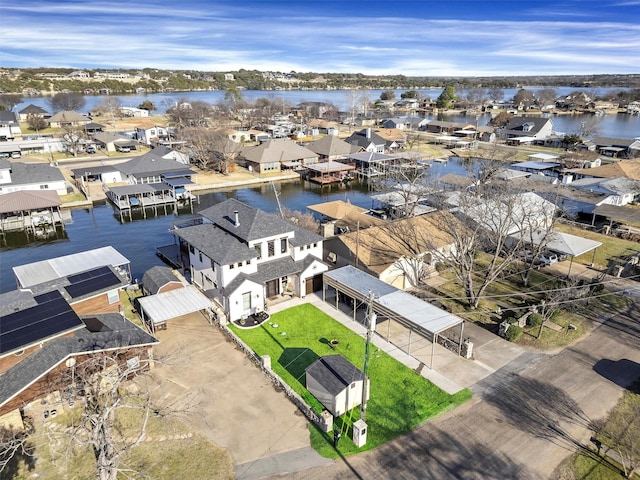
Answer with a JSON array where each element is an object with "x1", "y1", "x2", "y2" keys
[
  {"x1": 408, "y1": 329, "x2": 412, "y2": 355},
  {"x1": 352, "y1": 295, "x2": 356, "y2": 321},
  {"x1": 431, "y1": 334, "x2": 436, "y2": 369},
  {"x1": 458, "y1": 322, "x2": 464, "y2": 356}
]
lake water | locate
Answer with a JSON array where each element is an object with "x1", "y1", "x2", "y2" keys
[
  {"x1": 15, "y1": 88, "x2": 640, "y2": 139},
  {"x1": 0, "y1": 155, "x2": 476, "y2": 293}
]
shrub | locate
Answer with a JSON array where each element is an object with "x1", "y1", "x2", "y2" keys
[
  {"x1": 505, "y1": 325, "x2": 523, "y2": 342},
  {"x1": 527, "y1": 313, "x2": 544, "y2": 328}
]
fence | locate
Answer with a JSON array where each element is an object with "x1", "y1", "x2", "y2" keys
[{"x1": 218, "y1": 323, "x2": 320, "y2": 425}]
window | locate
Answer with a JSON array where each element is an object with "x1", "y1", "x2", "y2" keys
[
  {"x1": 242, "y1": 292, "x2": 252, "y2": 311},
  {"x1": 199, "y1": 252, "x2": 203, "y2": 263},
  {"x1": 40, "y1": 184, "x2": 49, "y2": 189},
  {"x1": 281, "y1": 238, "x2": 287, "y2": 253},
  {"x1": 229, "y1": 263, "x2": 235, "y2": 269},
  {"x1": 351, "y1": 382, "x2": 356, "y2": 389},
  {"x1": 107, "y1": 289, "x2": 119, "y2": 304},
  {"x1": 254, "y1": 244, "x2": 262, "y2": 260},
  {"x1": 268, "y1": 240, "x2": 275, "y2": 257},
  {"x1": 237, "y1": 262, "x2": 242, "y2": 268},
  {"x1": 189, "y1": 245, "x2": 195, "y2": 254}
]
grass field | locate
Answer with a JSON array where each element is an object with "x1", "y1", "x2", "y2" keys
[{"x1": 230, "y1": 303, "x2": 471, "y2": 458}]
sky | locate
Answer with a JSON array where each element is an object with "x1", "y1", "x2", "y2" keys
[{"x1": 1, "y1": 0, "x2": 639, "y2": 76}]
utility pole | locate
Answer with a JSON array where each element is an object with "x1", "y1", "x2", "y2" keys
[{"x1": 360, "y1": 291, "x2": 376, "y2": 422}]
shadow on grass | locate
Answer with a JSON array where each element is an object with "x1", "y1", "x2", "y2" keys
[{"x1": 278, "y1": 348, "x2": 319, "y2": 385}]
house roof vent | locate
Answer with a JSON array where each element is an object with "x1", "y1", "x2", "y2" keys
[{"x1": 234, "y1": 210, "x2": 240, "y2": 227}]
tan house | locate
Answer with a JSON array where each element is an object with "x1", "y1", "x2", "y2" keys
[
  {"x1": 48, "y1": 110, "x2": 91, "y2": 128},
  {"x1": 241, "y1": 138, "x2": 318, "y2": 173},
  {"x1": 323, "y1": 212, "x2": 458, "y2": 289}
]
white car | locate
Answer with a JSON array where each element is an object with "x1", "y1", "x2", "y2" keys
[{"x1": 537, "y1": 253, "x2": 558, "y2": 266}]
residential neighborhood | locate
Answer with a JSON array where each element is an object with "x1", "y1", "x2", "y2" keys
[{"x1": 1, "y1": 73, "x2": 640, "y2": 480}]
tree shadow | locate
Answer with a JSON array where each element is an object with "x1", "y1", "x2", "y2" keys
[
  {"x1": 334, "y1": 421, "x2": 542, "y2": 479},
  {"x1": 278, "y1": 348, "x2": 319, "y2": 385},
  {"x1": 483, "y1": 371, "x2": 595, "y2": 452},
  {"x1": 593, "y1": 358, "x2": 640, "y2": 391}
]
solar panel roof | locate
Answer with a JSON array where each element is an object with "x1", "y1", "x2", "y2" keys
[
  {"x1": 0, "y1": 290, "x2": 84, "y2": 355},
  {"x1": 64, "y1": 266, "x2": 121, "y2": 299}
]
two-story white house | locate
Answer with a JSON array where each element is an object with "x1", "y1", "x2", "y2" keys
[{"x1": 172, "y1": 198, "x2": 328, "y2": 322}]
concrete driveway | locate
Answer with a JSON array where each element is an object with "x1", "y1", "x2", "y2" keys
[{"x1": 149, "y1": 312, "x2": 329, "y2": 477}]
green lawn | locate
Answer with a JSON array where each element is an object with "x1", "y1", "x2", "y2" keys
[{"x1": 230, "y1": 304, "x2": 471, "y2": 457}]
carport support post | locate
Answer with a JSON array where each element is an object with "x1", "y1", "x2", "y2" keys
[
  {"x1": 352, "y1": 295, "x2": 356, "y2": 321},
  {"x1": 431, "y1": 333, "x2": 435, "y2": 369},
  {"x1": 458, "y1": 322, "x2": 464, "y2": 356},
  {"x1": 408, "y1": 329, "x2": 412, "y2": 355},
  {"x1": 387, "y1": 319, "x2": 391, "y2": 342}
]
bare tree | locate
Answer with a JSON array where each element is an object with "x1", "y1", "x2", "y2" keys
[
  {"x1": 535, "y1": 88, "x2": 558, "y2": 110},
  {"x1": 167, "y1": 98, "x2": 211, "y2": 129},
  {"x1": 26, "y1": 113, "x2": 48, "y2": 132},
  {"x1": 61, "y1": 123, "x2": 86, "y2": 157},
  {"x1": 93, "y1": 97, "x2": 123, "y2": 126},
  {"x1": 179, "y1": 127, "x2": 218, "y2": 170},
  {"x1": 0, "y1": 426, "x2": 33, "y2": 475},
  {"x1": 488, "y1": 88, "x2": 504, "y2": 103},
  {"x1": 49, "y1": 92, "x2": 86, "y2": 112},
  {"x1": 42, "y1": 349, "x2": 189, "y2": 480},
  {"x1": 281, "y1": 207, "x2": 321, "y2": 234},
  {"x1": 0, "y1": 94, "x2": 22, "y2": 111}
]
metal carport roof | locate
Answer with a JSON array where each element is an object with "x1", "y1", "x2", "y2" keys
[
  {"x1": 323, "y1": 265, "x2": 463, "y2": 335},
  {"x1": 138, "y1": 285, "x2": 212, "y2": 325},
  {"x1": 527, "y1": 230, "x2": 602, "y2": 257}
]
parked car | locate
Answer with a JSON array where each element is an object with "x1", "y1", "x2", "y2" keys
[
  {"x1": 85, "y1": 145, "x2": 96, "y2": 154},
  {"x1": 117, "y1": 146, "x2": 131, "y2": 153},
  {"x1": 537, "y1": 253, "x2": 558, "y2": 266}
]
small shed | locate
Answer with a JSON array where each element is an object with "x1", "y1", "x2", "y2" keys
[
  {"x1": 305, "y1": 354, "x2": 367, "y2": 417},
  {"x1": 141, "y1": 266, "x2": 184, "y2": 295}
]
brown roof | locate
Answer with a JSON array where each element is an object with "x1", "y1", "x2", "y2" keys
[
  {"x1": 375, "y1": 128, "x2": 406, "y2": 142},
  {"x1": 337, "y1": 212, "x2": 457, "y2": 273},
  {"x1": 573, "y1": 159, "x2": 640, "y2": 180},
  {"x1": 307, "y1": 200, "x2": 385, "y2": 230},
  {"x1": 0, "y1": 190, "x2": 61, "y2": 214}
]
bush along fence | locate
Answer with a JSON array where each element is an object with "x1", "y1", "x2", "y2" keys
[{"x1": 218, "y1": 323, "x2": 320, "y2": 426}]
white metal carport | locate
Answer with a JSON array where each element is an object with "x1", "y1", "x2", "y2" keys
[
  {"x1": 527, "y1": 230, "x2": 603, "y2": 276},
  {"x1": 322, "y1": 266, "x2": 464, "y2": 368},
  {"x1": 138, "y1": 285, "x2": 213, "y2": 332}
]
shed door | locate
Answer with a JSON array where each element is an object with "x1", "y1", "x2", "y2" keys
[{"x1": 305, "y1": 274, "x2": 323, "y2": 293}]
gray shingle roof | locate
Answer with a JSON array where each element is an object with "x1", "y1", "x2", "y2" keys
[
  {"x1": 19, "y1": 104, "x2": 49, "y2": 115},
  {"x1": 174, "y1": 223, "x2": 258, "y2": 265},
  {"x1": 0, "y1": 314, "x2": 158, "y2": 408},
  {"x1": 4, "y1": 161, "x2": 65, "y2": 187},
  {"x1": 198, "y1": 198, "x2": 296, "y2": 243},
  {"x1": 117, "y1": 149, "x2": 192, "y2": 177},
  {"x1": 306, "y1": 355, "x2": 364, "y2": 395},
  {"x1": 142, "y1": 266, "x2": 181, "y2": 295},
  {"x1": 504, "y1": 116, "x2": 551, "y2": 136},
  {"x1": 345, "y1": 129, "x2": 387, "y2": 149}
]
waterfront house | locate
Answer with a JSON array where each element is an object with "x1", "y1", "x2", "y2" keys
[
  {"x1": 345, "y1": 128, "x2": 387, "y2": 153},
  {"x1": 304, "y1": 135, "x2": 356, "y2": 161},
  {"x1": 241, "y1": 138, "x2": 318, "y2": 173},
  {"x1": 567, "y1": 177, "x2": 640, "y2": 206},
  {"x1": 0, "y1": 190, "x2": 65, "y2": 236},
  {"x1": 0, "y1": 159, "x2": 67, "y2": 195},
  {"x1": 18, "y1": 104, "x2": 50, "y2": 122},
  {"x1": 305, "y1": 355, "x2": 367, "y2": 417},
  {"x1": 171, "y1": 198, "x2": 328, "y2": 323},
  {"x1": 48, "y1": 110, "x2": 91, "y2": 128},
  {"x1": 115, "y1": 147, "x2": 195, "y2": 185},
  {"x1": 503, "y1": 116, "x2": 553, "y2": 144}
]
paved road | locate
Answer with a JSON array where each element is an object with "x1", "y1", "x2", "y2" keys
[{"x1": 268, "y1": 290, "x2": 640, "y2": 479}]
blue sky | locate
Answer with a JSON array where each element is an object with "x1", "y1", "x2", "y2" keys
[{"x1": 1, "y1": 0, "x2": 639, "y2": 76}]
